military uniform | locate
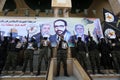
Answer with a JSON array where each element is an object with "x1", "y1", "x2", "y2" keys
[
  {"x1": 111, "y1": 38, "x2": 120, "y2": 73},
  {"x1": 4, "y1": 39, "x2": 20, "y2": 74},
  {"x1": 98, "y1": 38, "x2": 113, "y2": 73},
  {"x1": 36, "y1": 37, "x2": 51, "y2": 75},
  {"x1": 0, "y1": 38, "x2": 8, "y2": 75},
  {"x1": 87, "y1": 37, "x2": 102, "y2": 74},
  {"x1": 76, "y1": 37, "x2": 88, "y2": 71},
  {"x1": 56, "y1": 37, "x2": 69, "y2": 77},
  {"x1": 21, "y1": 39, "x2": 37, "y2": 75}
]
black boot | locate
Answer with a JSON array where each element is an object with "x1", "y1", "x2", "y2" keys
[
  {"x1": 92, "y1": 69, "x2": 95, "y2": 74},
  {"x1": 64, "y1": 73, "x2": 69, "y2": 77},
  {"x1": 64, "y1": 72, "x2": 69, "y2": 77},
  {"x1": 56, "y1": 71, "x2": 60, "y2": 77},
  {"x1": 0, "y1": 70, "x2": 1, "y2": 75},
  {"x1": 36, "y1": 72, "x2": 40, "y2": 76},
  {"x1": 0, "y1": 71, "x2": 1, "y2": 76},
  {"x1": 36, "y1": 70, "x2": 40, "y2": 76},
  {"x1": 97, "y1": 69, "x2": 104, "y2": 74},
  {"x1": 115, "y1": 70, "x2": 119, "y2": 74}
]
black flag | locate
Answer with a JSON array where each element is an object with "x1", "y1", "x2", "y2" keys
[{"x1": 103, "y1": 8, "x2": 120, "y2": 39}]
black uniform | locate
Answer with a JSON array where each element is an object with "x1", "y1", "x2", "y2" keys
[
  {"x1": 56, "y1": 37, "x2": 69, "y2": 77},
  {"x1": 111, "y1": 38, "x2": 120, "y2": 73},
  {"x1": 87, "y1": 37, "x2": 102, "y2": 74},
  {"x1": 76, "y1": 37, "x2": 88, "y2": 71},
  {"x1": 0, "y1": 37, "x2": 8, "y2": 74},
  {"x1": 4, "y1": 38, "x2": 19, "y2": 74},
  {"x1": 36, "y1": 37, "x2": 51, "y2": 75},
  {"x1": 98, "y1": 38, "x2": 113, "y2": 71},
  {"x1": 21, "y1": 38, "x2": 37, "y2": 74}
]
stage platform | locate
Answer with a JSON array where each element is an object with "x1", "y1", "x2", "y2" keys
[
  {"x1": 1, "y1": 73, "x2": 120, "y2": 80},
  {"x1": 1, "y1": 58, "x2": 120, "y2": 80}
]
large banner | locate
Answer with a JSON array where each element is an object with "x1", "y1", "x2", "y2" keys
[{"x1": 0, "y1": 17, "x2": 103, "y2": 47}]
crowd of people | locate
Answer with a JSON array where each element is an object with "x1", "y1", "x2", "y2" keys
[{"x1": 0, "y1": 19, "x2": 120, "y2": 77}]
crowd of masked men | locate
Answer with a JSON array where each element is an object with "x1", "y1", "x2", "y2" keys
[{"x1": 0, "y1": 35, "x2": 120, "y2": 76}]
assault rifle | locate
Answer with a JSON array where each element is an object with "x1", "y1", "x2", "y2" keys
[{"x1": 0, "y1": 29, "x2": 1, "y2": 42}]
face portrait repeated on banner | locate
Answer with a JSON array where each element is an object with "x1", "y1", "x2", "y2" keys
[{"x1": 0, "y1": 17, "x2": 103, "y2": 47}]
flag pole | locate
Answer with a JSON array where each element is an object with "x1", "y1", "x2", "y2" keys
[
  {"x1": 0, "y1": 28, "x2": 1, "y2": 42},
  {"x1": 105, "y1": 22, "x2": 120, "y2": 32}
]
